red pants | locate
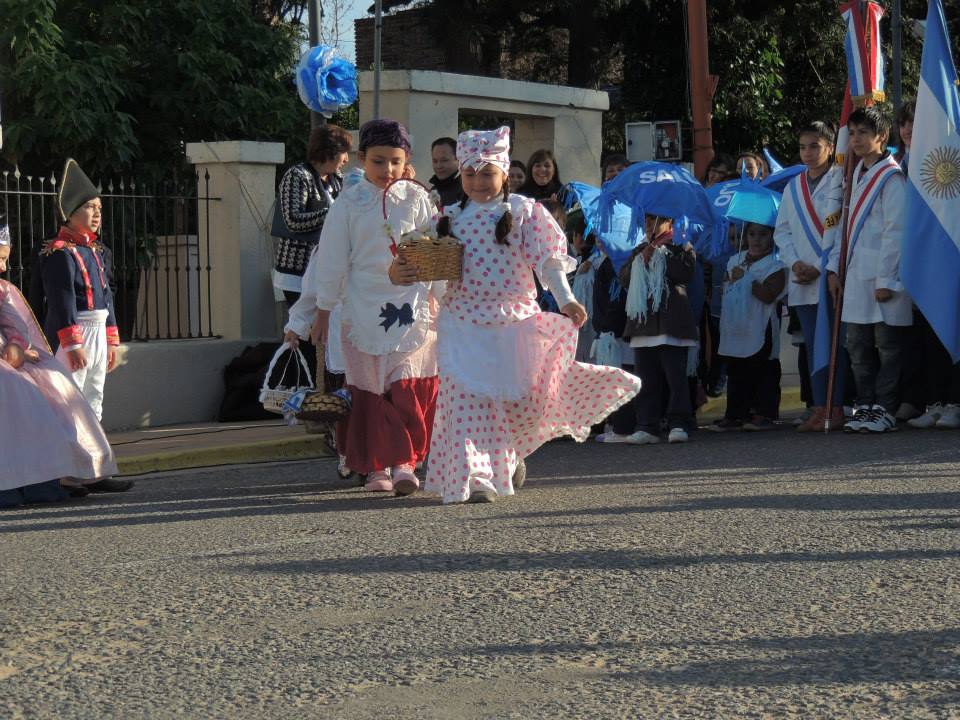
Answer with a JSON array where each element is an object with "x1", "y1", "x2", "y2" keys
[{"x1": 340, "y1": 376, "x2": 438, "y2": 474}]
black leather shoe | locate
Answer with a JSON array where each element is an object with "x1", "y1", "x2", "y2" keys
[
  {"x1": 86, "y1": 478, "x2": 135, "y2": 493},
  {"x1": 67, "y1": 486, "x2": 90, "y2": 498}
]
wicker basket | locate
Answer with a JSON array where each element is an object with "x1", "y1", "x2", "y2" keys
[
  {"x1": 381, "y1": 177, "x2": 464, "y2": 282},
  {"x1": 295, "y1": 343, "x2": 351, "y2": 423},
  {"x1": 259, "y1": 344, "x2": 313, "y2": 414},
  {"x1": 296, "y1": 390, "x2": 351, "y2": 422},
  {"x1": 397, "y1": 233, "x2": 463, "y2": 281}
]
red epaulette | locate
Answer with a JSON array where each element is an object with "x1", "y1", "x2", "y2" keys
[{"x1": 40, "y1": 239, "x2": 71, "y2": 256}]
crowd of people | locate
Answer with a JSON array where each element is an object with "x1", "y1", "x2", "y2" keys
[
  {"x1": 266, "y1": 102, "x2": 955, "y2": 504},
  {"x1": 3, "y1": 99, "x2": 954, "y2": 509}
]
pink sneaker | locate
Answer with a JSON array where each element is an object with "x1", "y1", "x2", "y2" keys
[
  {"x1": 364, "y1": 470, "x2": 393, "y2": 493},
  {"x1": 392, "y1": 465, "x2": 420, "y2": 496}
]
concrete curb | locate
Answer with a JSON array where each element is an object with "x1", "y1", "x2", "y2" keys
[
  {"x1": 115, "y1": 388, "x2": 807, "y2": 476},
  {"x1": 117, "y1": 435, "x2": 333, "y2": 476}
]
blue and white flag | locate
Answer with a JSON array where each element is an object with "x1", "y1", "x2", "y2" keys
[{"x1": 901, "y1": 0, "x2": 960, "y2": 362}]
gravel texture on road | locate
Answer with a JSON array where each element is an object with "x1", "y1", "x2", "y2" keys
[{"x1": 2, "y1": 428, "x2": 959, "y2": 719}]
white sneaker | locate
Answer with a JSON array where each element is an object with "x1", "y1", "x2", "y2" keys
[
  {"x1": 844, "y1": 405, "x2": 872, "y2": 432},
  {"x1": 935, "y1": 403, "x2": 960, "y2": 429},
  {"x1": 908, "y1": 403, "x2": 944, "y2": 429},
  {"x1": 626, "y1": 430, "x2": 661, "y2": 445},
  {"x1": 667, "y1": 428, "x2": 689, "y2": 443},
  {"x1": 596, "y1": 432, "x2": 632, "y2": 443},
  {"x1": 860, "y1": 405, "x2": 898, "y2": 433},
  {"x1": 337, "y1": 454, "x2": 353, "y2": 479},
  {"x1": 895, "y1": 402, "x2": 922, "y2": 421}
]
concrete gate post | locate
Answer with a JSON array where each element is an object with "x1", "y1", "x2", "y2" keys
[{"x1": 185, "y1": 141, "x2": 285, "y2": 341}]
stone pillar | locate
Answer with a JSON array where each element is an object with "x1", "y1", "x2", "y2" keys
[{"x1": 185, "y1": 141, "x2": 284, "y2": 341}]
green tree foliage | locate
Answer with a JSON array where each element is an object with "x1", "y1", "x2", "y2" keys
[{"x1": 1, "y1": 0, "x2": 311, "y2": 180}]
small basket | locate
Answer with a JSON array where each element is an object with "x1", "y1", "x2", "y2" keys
[
  {"x1": 296, "y1": 389, "x2": 351, "y2": 422},
  {"x1": 295, "y1": 343, "x2": 351, "y2": 423},
  {"x1": 382, "y1": 177, "x2": 464, "y2": 282},
  {"x1": 259, "y1": 343, "x2": 313, "y2": 414},
  {"x1": 397, "y1": 233, "x2": 464, "y2": 281}
]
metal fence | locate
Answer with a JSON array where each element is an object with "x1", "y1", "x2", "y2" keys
[{"x1": 1, "y1": 168, "x2": 219, "y2": 341}]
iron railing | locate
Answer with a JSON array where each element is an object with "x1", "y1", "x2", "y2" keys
[{"x1": 1, "y1": 169, "x2": 219, "y2": 341}]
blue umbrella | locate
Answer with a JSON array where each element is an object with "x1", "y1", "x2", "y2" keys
[
  {"x1": 763, "y1": 147, "x2": 785, "y2": 174},
  {"x1": 704, "y1": 177, "x2": 783, "y2": 260},
  {"x1": 562, "y1": 182, "x2": 639, "y2": 273},
  {"x1": 707, "y1": 177, "x2": 782, "y2": 227},
  {"x1": 597, "y1": 162, "x2": 716, "y2": 253},
  {"x1": 760, "y1": 163, "x2": 805, "y2": 193}
]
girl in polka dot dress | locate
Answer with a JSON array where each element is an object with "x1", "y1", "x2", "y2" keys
[{"x1": 391, "y1": 127, "x2": 641, "y2": 504}]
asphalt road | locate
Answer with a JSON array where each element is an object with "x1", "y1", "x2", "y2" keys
[{"x1": 2, "y1": 427, "x2": 959, "y2": 719}]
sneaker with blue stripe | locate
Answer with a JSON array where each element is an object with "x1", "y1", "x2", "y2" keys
[{"x1": 843, "y1": 405, "x2": 872, "y2": 433}]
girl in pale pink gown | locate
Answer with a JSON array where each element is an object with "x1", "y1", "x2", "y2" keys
[{"x1": 0, "y1": 237, "x2": 117, "y2": 507}]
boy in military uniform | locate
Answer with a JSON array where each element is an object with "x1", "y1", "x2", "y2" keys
[{"x1": 39, "y1": 158, "x2": 132, "y2": 493}]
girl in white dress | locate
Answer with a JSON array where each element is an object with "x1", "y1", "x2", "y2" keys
[{"x1": 392, "y1": 127, "x2": 641, "y2": 504}]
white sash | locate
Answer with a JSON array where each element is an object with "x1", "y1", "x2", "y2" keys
[{"x1": 847, "y1": 156, "x2": 902, "y2": 257}]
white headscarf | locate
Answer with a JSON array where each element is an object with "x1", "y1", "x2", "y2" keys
[{"x1": 456, "y1": 126, "x2": 511, "y2": 175}]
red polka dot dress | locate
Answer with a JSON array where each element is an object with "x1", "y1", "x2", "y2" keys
[{"x1": 426, "y1": 196, "x2": 642, "y2": 504}]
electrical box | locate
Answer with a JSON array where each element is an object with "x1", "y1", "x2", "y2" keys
[
  {"x1": 625, "y1": 122, "x2": 654, "y2": 162},
  {"x1": 625, "y1": 120, "x2": 682, "y2": 163}
]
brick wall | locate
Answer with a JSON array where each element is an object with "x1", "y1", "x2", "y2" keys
[{"x1": 354, "y1": 8, "x2": 448, "y2": 72}]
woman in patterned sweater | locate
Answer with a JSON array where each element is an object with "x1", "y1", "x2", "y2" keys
[{"x1": 273, "y1": 124, "x2": 352, "y2": 306}]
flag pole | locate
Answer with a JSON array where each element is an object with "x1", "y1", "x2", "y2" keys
[
  {"x1": 823, "y1": 142, "x2": 858, "y2": 432},
  {"x1": 824, "y1": 0, "x2": 876, "y2": 432}
]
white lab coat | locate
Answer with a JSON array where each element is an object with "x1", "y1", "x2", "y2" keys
[
  {"x1": 774, "y1": 166, "x2": 843, "y2": 307},
  {"x1": 826, "y1": 157, "x2": 912, "y2": 326}
]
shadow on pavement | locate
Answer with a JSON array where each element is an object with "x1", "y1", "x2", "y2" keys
[
  {"x1": 506, "y1": 491, "x2": 960, "y2": 522},
  {"x1": 237, "y1": 546, "x2": 960, "y2": 576},
  {"x1": 601, "y1": 627, "x2": 960, "y2": 689}
]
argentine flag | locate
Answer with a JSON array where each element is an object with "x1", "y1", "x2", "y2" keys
[{"x1": 902, "y1": 0, "x2": 960, "y2": 362}]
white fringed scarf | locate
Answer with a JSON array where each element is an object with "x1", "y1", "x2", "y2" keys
[{"x1": 625, "y1": 245, "x2": 669, "y2": 324}]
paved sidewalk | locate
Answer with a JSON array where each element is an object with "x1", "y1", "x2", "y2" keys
[
  {"x1": 110, "y1": 420, "x2": 333, "y2": 476},
  {"x1": 109, "y1": 388, "x2": 805, "y2": 476}
]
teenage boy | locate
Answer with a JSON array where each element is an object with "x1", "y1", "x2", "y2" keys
[{"x1": 827, "y1": 106, "x2": 912, "y2": 433}]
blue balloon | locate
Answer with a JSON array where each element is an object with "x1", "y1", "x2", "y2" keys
[{"x1": 295, "y1": 45, "x2": 358, "y2": 116}]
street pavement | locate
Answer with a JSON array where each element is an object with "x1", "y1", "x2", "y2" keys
[{"x1": 2, "y1": 427, "x2": 959, "y2": 719}]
